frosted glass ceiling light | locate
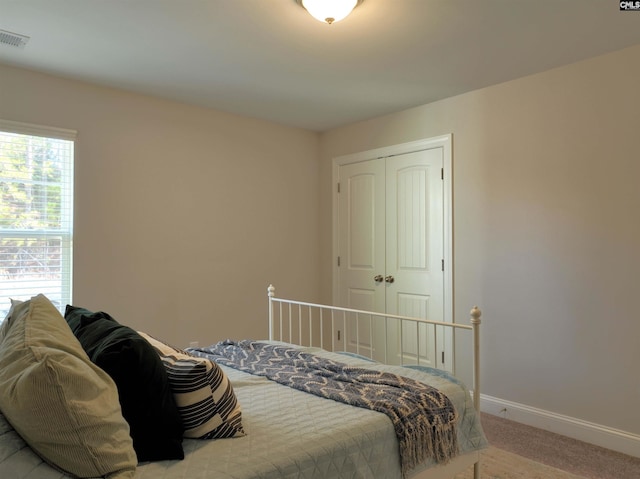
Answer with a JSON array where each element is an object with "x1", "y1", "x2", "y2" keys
[{"x1": 296, "y1": 0, "x2": 363, "y2": 25}]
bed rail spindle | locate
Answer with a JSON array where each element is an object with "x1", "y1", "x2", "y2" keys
[
  {"x1": 399, "y1": 318, "x2": 404, "y2": 366},
  {"x1": 308, "y1": 305, "x2": 313, "y2": 346},
  {"x1": 384, "y1": 315, "x2": 389, "y2": 364},
  {"x1": 297, "y1": 304, "x2": 301, "y2": 345},
  {"x1": 369, "y1": 314, "x2": 373, "y2": 360},
  {"x1": 452, "y1": 327, "x2": 457, "y2": 376},
  {"x1": 288, "y1": 303, "x2": 292, "y2": 344},
  {"x1": 470, "y1": 306, "x2": 482, "y2": 412},
  {"x1": 331, "y1": 310, "x2": 335, "y2": 352},
  {"x1": 342, "y1": 311, "x2": 347, "y2": 352},
  {"x1": 268, "y1": 284, "x2": 275, "y2": 341},
  {"x1": 415, "y1": 321, "x2": 420, "y2": 367},
  {"x1": 320, "y1": 309, "x2": 324, "y2": 350},
  {"x1": 471, "y1": 306, "x2": 482, "y2": 479},
  {"x1": 356, "y1": 312, "x2": 360, "y2": 356},
  {"x1": 433, "y1": 324, "x2": 438, "y2": 369},
  {"x1": 279, "y1": 302, "x2": 283, "y2": 342}
]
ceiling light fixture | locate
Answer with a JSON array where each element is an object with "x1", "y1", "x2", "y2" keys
[{"x1": 296, "y1": 0, "x2": 364, "y2": 25}]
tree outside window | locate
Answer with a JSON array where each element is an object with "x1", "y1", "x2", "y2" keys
[{"x1": 0, "y1": 121, "x2": 74, "y2": 317}]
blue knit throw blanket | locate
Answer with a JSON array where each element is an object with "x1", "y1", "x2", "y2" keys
[{"x1": 191, "y1": 340, "x2": 459, "y2": 477}]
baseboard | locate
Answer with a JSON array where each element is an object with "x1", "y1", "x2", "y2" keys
[{"x1": 479, "y1": 394, "x2": 640, "y2": 458}]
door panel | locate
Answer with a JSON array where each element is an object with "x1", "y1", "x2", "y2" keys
[
  {"x1": 338, "y1": 159, "x2": 385, "y2": 314},
  {"x1": 396, "y1": 167, "x2": 428, "y2": 269},
  {"x1": 344, "y1": 287, "x2": 376, "y2": 358},
  {"x1": 348, "y1": 173, "x2": 377, "y2": 269},
  {"x1": 395, "y1": 292, "x2": 434, "y2": 366}
]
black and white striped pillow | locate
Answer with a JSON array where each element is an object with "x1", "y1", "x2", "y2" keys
[{"x1": 139, "y1": 332, "x2": 245, "y2": 439}]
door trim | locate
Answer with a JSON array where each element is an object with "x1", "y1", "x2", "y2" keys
[{"x1": 332, "y1": 135, "x2": 453, "y2": 366}]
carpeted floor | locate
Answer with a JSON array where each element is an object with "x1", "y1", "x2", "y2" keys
[
  {"x1": 453, "y1": 446, "x2": 586, "y2": 479},
  {"x1": 478, "y1": 413, "x2": 640, "y2": 479}
]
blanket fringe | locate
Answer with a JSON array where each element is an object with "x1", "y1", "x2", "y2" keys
[{"x1": 400, "y1": 417, "x2": 459, "y2": 478}]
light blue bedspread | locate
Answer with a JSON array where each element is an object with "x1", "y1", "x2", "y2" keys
[{"x1": 0, "y1": 344, "x2": 487, "y2": 479}]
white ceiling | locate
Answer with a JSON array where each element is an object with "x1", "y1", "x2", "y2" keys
[{"x1": 1, "y1": 0, "x2": 640, "y2": 132}]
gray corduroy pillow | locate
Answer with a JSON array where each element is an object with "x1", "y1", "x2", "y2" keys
[{"x1": 0, "y1": 295, "x2": 137, "y2": 478}]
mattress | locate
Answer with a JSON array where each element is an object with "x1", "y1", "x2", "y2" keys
[{"x1": 0, "y1": 345, "x2": 487, "y2": 479}]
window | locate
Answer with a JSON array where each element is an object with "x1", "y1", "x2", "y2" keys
[{"x1": 0, "y1": 120, "x2": 75, "y2": 317}]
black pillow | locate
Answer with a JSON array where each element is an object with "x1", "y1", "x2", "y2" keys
[{"x1": 64, "y1": 305, "x2": 184, "y2": 462}]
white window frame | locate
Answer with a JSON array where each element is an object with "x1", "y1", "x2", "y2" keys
[{"x1": 0, "y1": 119, "x2": 75, "y2": 316}]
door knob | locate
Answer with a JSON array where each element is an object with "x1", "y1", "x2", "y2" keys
[
  {"x1": 385, "y1": 275, "x2": 395, "y2": 283},
  {"x1": 374, "y1": 275, "x2": 384, "y2": 283}
]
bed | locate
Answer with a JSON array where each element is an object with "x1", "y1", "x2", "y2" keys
[{"x1": 0, "y1": 285, "x2": 487, "y2": 479}]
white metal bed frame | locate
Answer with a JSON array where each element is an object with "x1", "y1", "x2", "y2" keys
[{"x1": 267, "y1": 284, "x2": 482, "y2": 479}]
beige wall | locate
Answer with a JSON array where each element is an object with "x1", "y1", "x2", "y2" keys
[
  {"x1": 0, "y1": 63, "x2": 320, "y2": 348},
  {"x1": 320, "y1": 45, "x2": 640, "y2": 436}
]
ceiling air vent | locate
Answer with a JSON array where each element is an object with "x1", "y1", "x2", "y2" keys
[{"x1": 0, "y1": 30, "x2": 30, "y2": 49}]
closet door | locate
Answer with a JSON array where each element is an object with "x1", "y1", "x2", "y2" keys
[
  {"x1": 337, "y1": 147, "x2": 444, "y2": 366},
  {"x1": 337, "y1": 158, "x2": 386, "y2": 358},
  {"x1": 385, "y1": 148, "x2": 443, "y2": 367}
]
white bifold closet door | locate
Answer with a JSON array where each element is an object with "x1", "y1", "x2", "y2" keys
[{"x1": 337, "y1": 147, "x2": 444, "y2": 367}]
